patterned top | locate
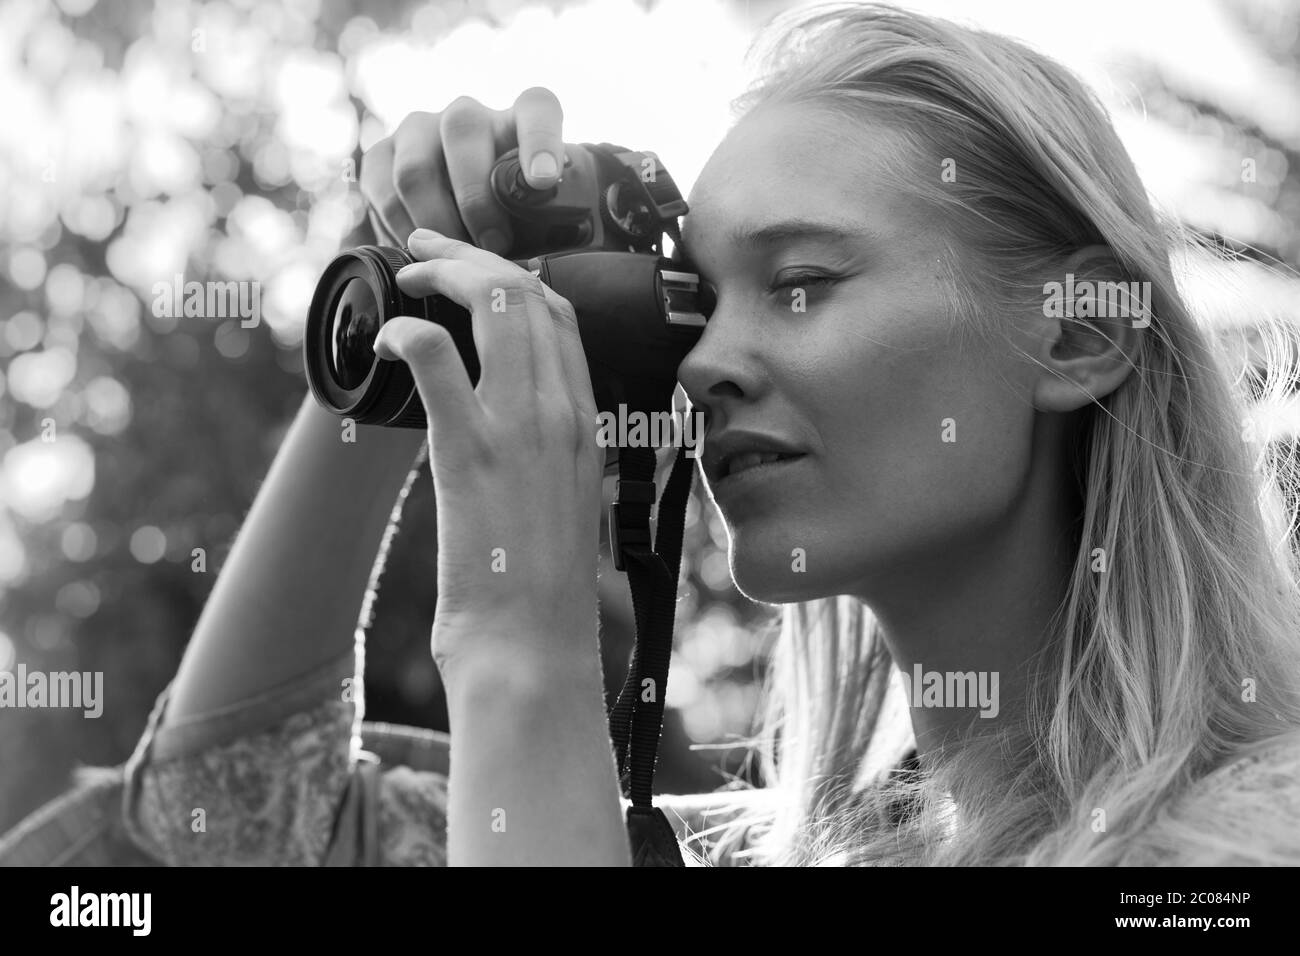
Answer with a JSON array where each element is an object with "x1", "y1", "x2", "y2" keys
[
  {"x1": 119, "y1": 649, "x2": 768, "y2": 866},
  {"x1": 118, "y1": 646, "x2": 1300, "y2": 866}
]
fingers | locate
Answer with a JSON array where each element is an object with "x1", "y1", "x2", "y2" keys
[
  {"x1": 359, "y1": 137, "x2": 415, "y2": 245},
  {"x1": 372, "y1": 315, "x2": 482, "y2": 459},
  {"x1": 397, "y1": 231, "x2": 559, "y2": 417},
  {"x1": 390, "y1": 229, "x2": 599, "y2": 467},
  {"x1": 439, "y1": 96, "x2": 515, "y2": 256},
  {"x1": 511, "y1": 86, "x2": 564, "y2": 189},
  {"x1": 539, "y1": 283, "x2": 600, "y2": 465},
  {"x1": 391, "y1": 111, "x2": 470, "y2": 242},
  {"x1": 363, "y1": 88, "x2": 567, "y2": 259}
]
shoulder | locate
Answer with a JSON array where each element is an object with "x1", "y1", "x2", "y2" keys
[
  {"x1": 1191, "y1": 733, "x2": 1300, "y2": 804},
  {"x1": 1159, "y1": 732, "x2": 1300, "y2": 865}
]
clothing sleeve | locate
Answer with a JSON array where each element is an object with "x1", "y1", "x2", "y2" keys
[{"x1": 121, "y1": 644, "x2": 448, "y2": 867}]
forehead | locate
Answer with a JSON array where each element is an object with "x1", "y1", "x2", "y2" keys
[{"x1": 680, "y1": 102, "x2": 926, "y2": 256}]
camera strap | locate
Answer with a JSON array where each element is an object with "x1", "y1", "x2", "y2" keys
[{"x1": 607, "y1": 442, "x2": 695, "y2": 867}]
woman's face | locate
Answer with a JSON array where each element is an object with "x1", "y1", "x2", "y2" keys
[{"x1": 677, "y1": 102, "x2": 1044, "y2": 605}]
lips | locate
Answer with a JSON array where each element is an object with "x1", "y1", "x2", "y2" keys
[
  {"x1": 725, "y1": 450, "x2": 802, "y2": 478},
  {"x1": 703, "y1": 430, "x2": 808, "y2": 487}
]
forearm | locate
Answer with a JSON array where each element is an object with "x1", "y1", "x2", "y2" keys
[
  {"x1": 166, "y1": 393, "x2": 426, "y2": 722},
  {"x1": 443, "y1": 640, "x2": 631, "y2": 867}
]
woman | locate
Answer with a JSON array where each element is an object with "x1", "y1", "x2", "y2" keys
[{"x1": 120, "y1": 2, "x2": 1300, "y2": 866}]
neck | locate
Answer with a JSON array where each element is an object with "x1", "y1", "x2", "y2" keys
[{"x1": 859, "y1": 431, "x2": 1080, "y2": 765}]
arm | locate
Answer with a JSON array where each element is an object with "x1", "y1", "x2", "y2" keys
[
  {"x1": 165, "y1": 393, "x2": 424, "y2": 722},
  {"x1": 442, "y1": 632, "x2": 630, "y2": 867},
  {"x1": 120, "y1": 394, "x2": 427, "y2": 866}
]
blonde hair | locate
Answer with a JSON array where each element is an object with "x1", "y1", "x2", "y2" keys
[{"x1": 687, "y1": 2, "x2": 1300, "y2": 866}]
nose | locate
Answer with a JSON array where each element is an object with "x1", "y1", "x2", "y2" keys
[{"x1": 676, "y1": 298, "x2": 767, "y2": 428}]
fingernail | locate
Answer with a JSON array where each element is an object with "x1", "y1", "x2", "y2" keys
[
  {"x1": 409, "y1": 228, "x2": 440, "y2": 243},
  {"x1": 528, "y1": 151, "x2": 559, "y2": 182},
  {"x1": 396, "y1": 263, "x2": 417, "y2": 277},
  {"x1": 478, "y1": 228, "x2": 509, "y2": 255}
]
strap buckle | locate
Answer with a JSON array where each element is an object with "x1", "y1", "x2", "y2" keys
[{"x1": 609, "y1": 478, "x2": 656, "y2": 572}]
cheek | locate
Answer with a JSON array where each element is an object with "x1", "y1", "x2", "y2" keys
[
  {"x1": 721, "y1": 302, "x2": 1034, "y2": 603},
  {"x1": 821, "y1": 334, "x2": 1034, "y2": 560}
]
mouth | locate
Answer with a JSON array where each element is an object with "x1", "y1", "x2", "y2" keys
[{"x1": 713, "y1": 452, "x2": 807, "y2": 494}]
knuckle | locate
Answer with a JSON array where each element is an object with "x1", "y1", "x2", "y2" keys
[
  {"x1": 394, "y1": 110, "x2": 437, "y2": 139},
  {"x1": 513, "y1": 272, "x2": 546, "y2": 298},
  {"x1": 515, "y1": 85, "x2": 562, "y2": 117},
  {"x1": 405, "y1": 323, "x2": 454, "y2": 364},
  {"x1": 393, "y1": 163, "x2": 436, "y2": 199},
  {"x1": 474, "y1": 274, "x2": 504, "y2": 304},
  {"x1": 490, "y1": 272, "x2": 544, "y2": 305},
  {"x1": 443, "y1": 95, "x2": 482, "y2": 115},
  {"x1": 440, "y1": 96, "x2": 488, "y2": 137},
  {"x1": 552, "y1": 295, "x2": 578, "y2": 326},
  {"x1": 454, "y1": 181, "x2": 494, "y2": 214},
  {"x1": 435, "y1": 236, "x2": 473, "y2": 258}
]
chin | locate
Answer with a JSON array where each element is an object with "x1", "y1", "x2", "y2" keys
[{"x1": 728, "y1": 548, "x2": 833, "y2": 606}]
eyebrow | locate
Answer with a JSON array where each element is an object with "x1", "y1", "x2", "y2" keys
[{"x1": 675, "y1": 217, "x2": 878, "y2": 266}]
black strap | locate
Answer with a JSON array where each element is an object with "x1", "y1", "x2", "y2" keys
[{"x1": 607, "y1": 443, "x2": 695, "y2": 866}]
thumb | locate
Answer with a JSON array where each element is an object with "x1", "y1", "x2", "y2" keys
[
  {"x1": 511, "y1": 87, "x2": 564, "y2": 189},
  {"x1": 373, "y1": 316, "x2": 480, "y2": 450}
]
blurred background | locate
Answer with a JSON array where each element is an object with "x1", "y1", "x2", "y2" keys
[{"x1": 2, "y1": 0, "x2": 1298, "y2": 833}]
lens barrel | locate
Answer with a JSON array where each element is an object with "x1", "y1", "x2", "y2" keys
[{"x1": 304, "y1": 245, "x2": 480, "y2": 428}]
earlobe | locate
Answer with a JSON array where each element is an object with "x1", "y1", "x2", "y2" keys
[{"x1": 1033, "y1": 245, "x2": 1146, "y2": 413}]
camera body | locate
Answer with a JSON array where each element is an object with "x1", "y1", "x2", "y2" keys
[
  {"x1": 490, "y1": 143, "x2": 686, "y2": 258},
  {"x1": 304, "y1": 142, "x2": 711, "y2": 438}
]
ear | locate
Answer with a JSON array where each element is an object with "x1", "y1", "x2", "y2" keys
[{"x1": 1031, "y1": 245, "x2": 1148, "y2": 413}]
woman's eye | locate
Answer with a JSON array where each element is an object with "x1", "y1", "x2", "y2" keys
[{"x1": 767, "y1": 273, "x2": 841, "y2": 295}]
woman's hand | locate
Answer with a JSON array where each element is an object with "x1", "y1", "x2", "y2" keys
[
  {"x1": 373, "y1": 228, "x2": 604, "y2": 678},
  {"x1": 361, "y1": 90, "x2": 565, "y2": 255},
  {"x1": 376, "y1": 229, "x2": 629, "y2": 866}
]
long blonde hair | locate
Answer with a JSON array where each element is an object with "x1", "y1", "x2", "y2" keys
[{"x1": 689, "y1": 2, "x2": 1300, "y2": 866}]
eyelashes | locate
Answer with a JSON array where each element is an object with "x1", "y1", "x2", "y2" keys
[
  {"x1": 765, "y1": 272, "x2": 843, "y2": 297},
  {"x1": 690, "y1": 271, "x2": 845, "y2": 321}
]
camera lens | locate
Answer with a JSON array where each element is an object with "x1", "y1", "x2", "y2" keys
[
  {"x1": 305, "y1": 245, "x2": 479, "y2": 429},
  {"x1": 331, "y1": 278, "x2": 382, "y2": 390}
]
